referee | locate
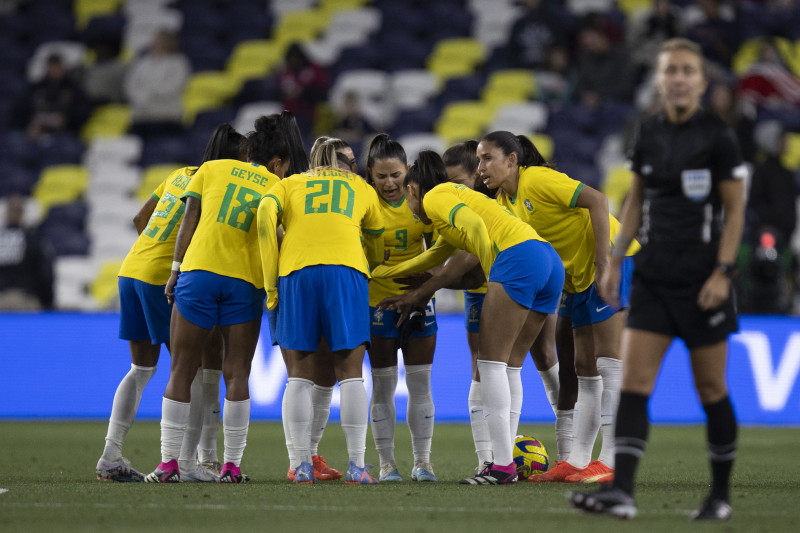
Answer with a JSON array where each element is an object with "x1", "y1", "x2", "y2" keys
[{"x1": 569, "y1": 38, "x2": 747, "y2": 521}]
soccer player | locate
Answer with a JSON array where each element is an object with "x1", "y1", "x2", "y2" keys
[
  {"x1": 373, "y1": 151, "x2": 564, "y2": 485},
  {"x1": 569, "y1": 38, "x2": 745, "y2": 520},
  {"x1": 95, "y1": 124, "x2": 244, "y2": 483},
  {"x1": 145, "y1": 112, "x2": 306, "y2": 483},
  {"x1": 478, "y1": 131, "x2": 637, "y2": 484},
  {"x1": 364, "y1": 134, "x2": 438, "y2": 483},
  {"x1": 257, "y1": 141, "x2": 385, "y2": 485},
  {"x1": 311, "y1": 135, "x2": 358, "y2": 174}
]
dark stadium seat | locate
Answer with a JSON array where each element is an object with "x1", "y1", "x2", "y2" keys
[
  {"x1": 0, "y1": 163, "x2": 39, "y2": 197},
  {"x1": 139, "y1": 136, "x2": 193, "y2": 167},
  {"x1": 37, "y1": 135, "x2": 86, "y2": 169},
  {"x1": 234, "y1": 77, "x2": 280, "y2": 107}
]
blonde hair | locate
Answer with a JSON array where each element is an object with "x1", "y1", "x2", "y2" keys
[{"x1": 658, "y1": 37, "x2": 702, "y2": 57}]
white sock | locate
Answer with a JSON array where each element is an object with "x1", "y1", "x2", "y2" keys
[
  {"x1": 198, "y1": 369, "x2": 221, "y2": 464},
  {"x1": 222, "y1": 398, "x2": 250, "y2": 467},
  {"x1": 370, "y1": 366, "x2": 397, "y2": 466},
  {"x1": 284, "y1": 378, "x2": 313, "y2": 468},
  {"x1": 538, "y1": 362, "x2": 560, "y2": 415},
  {"x1": 102, "y1": 364, "x2": 156, "y2": 461},
  {"x1": 507, "y1": 366, "x2": 523, "y2": 442},
  {"x1": 597, "y1": 357, "x2": 622, "y2": 468},
  {"x1": 310, "y1": 384, "x2": 333, "y2": 457},
  {"x1": 281, "y1": 382, "x2": 298, "y2": 468},
  {"x1": 405, "y1": 364, "x2": 434, "y2": 465},
  {"x1": 161, "y1": 397, "x2": 190, "y2": 464},
  {"x1": 555, "y1": 409, "x2": 574, "y2": 462},
  {"x1": 477, "y1": 360, "x2": 513, "y2": 466},
  {"x1": 468, "y1": 380, "x2": 493, "y2": 465},
  {"x1": 340, "y1": 377, "x2": 368, "y2": 468},
  {"x1": 568, "y1": 376, "x2": 603, "y2": 468},
  {"x1": 179, "y1": 369, "x2": 203, "y2": 472}
]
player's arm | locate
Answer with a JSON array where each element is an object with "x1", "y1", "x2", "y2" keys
[
  {"x1": 575, "y1": 184, "x2": 612, "y2": 300},
  {"x1": 257, "y1": 195, "x2": 281, "y2": 310},
  {"x1": 372, "y1": 238, "x2": 456, "y2": 279},
  {"x1": 165, "y1": 196, "x2": 200, "y2": 304},
  {"x1": 133, "y1": 196, "x2": 158, "y2": 234},
  {"x1": 363, "y1": 230, "x2": 385, "y2": 271},
  {"x1": 451, "y1": 205, "x2": 493, "y2": 280}
]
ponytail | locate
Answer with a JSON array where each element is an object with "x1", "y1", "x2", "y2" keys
[
  {"x1": 247, "y1": 110, "x2": 309, "y2": 172},
  {"x1": 188, "y1": 123, "x2": 245, "y2": 175},
  {"x1": 404, "y1": 150, "x2": 447, "y2": 193}
]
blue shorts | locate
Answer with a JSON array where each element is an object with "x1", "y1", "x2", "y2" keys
[
  {"x1": 488, "y1": 240, "x2": 564, "y2": 314},
  {"x1": 118, "y1": 277, "x2": 171, "y2": 344},
  {"x1": 370, "y1": 299, "x2": 437, "y2": 338},
  {"x1": 277, "y1": 265, "x2": 369, "y2": 352},
  {"x1": 463, "y1": 290, "x2": 485, "y2": 333},
  {"x1": 559, "y1": 256, "x2": 634, "y2": 327},
  {"x1": 174, "y1": 270, "x2": 265, "y2": 330}
]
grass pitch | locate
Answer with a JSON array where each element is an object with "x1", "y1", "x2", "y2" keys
[{"x1": 0, "y1": 421, "x2": 798, "y2": 532}]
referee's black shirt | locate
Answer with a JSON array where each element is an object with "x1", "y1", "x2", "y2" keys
[{"x1": 628, "y1": 109, "x2": 746, "y2": 248}]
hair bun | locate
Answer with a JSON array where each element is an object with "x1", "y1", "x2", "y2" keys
[{"x1": 254, "y1": 115, "x2": 279, "y2": 134}]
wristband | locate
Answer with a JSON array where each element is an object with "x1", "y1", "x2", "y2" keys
[{"x1": 171, "y1": 261, "x2": 181, "y2": 272}]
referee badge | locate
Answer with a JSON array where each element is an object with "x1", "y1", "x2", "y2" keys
[
  {"x1": 681, "y1": 168, "x2": 711, "y2": 202},
  {"x1": 524, "y1": 199, "x2": 534, "y2": 211}
]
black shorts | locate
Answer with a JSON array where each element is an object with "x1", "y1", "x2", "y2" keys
[{"x1": 626, "y1": 273, "x2": 738, "y2": 349}]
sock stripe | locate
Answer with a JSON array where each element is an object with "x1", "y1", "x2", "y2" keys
[{"x1": 616, "y1": 445, "x2": 645, "y2": 458}]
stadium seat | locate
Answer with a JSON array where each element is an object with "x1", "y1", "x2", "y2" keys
[
  {"x1": 123, "y1": 7, "x2": 184, "y2": 55},
  {"x1": 319, "y1": 0, "x2": 371, "y2": 14},
  {"x1": 329, "y1": 69, "x2": 393, "y2": 129},
  {"x1": 327, "y1": 6, "x2": 381, "y2": 37},
  {"x1": 490, "y1": 102, "x2": 548, "y2": 135},
  {"x1": 74, "y1": 0, "x2": 123, "y2": 29},
  {"x1": 271, "y1": 0, "x2": 318, "y2": 18},
  {"x1": 427, "y1": 38, "x2": 486, "y2": 82},
  {"x1": 83, "y1": 136, "x2": 144, "y2": 168},
  {"x1": 566, "y1": 0, "x2": 615, "y2": 15},
  {"x1": 273, "y1": 9, "x2": 331, "y2": 50},
  {"x1": 227, "y1": 40, "x2": 282, "y2": 84},
  {"x1": 87, "y1": 163, "x2": 141, "y2": 196},
  {"x1": 183, "y1": 71, "x2": 242, "y2": 125},
  {"x1": 233, "y1": 101, "x2": 283, "y2": 135},
  {"x1": 38, "y1": 135, "x2": 86, "y2": 168},
  {"x1": 391, "y1": 70, "x2": 440, "y2": 110},
  {"x1": 527, "y1": 133, "x2": 554, "y2": 161},
  {"x1": 89, "y1": 259, "x2": 125, "y2": 308},
  {"x1": 602, "y1": 163, "x2": 633, "y2": 216},
  {"x1": 139, "y1": 135, "x2": 193, "y2": 167},
  {"x1": 483, "y1": 69, "x2": 537, "y2": 101},
  {"x1": 0, "y1": 163, "x2": 39, "y2": 197},
  {"x1": 80, "y1": 104, "x2": 132, "y2": 142},
  {"x1": 32, "y1": 165, "x2": 90, "y2": 213},
  {"x1": 435, "y1": 100, "x2": 494, "y2": 144},
  {"x1": 136, "y1": 163, "x2": 185, "y2": 202},
  {"x1": 397, "y1": 133, "x2": 446, "y2": 161},
  {"x1": 782, "y1": 132, "x2": 800, "y2": 171}
]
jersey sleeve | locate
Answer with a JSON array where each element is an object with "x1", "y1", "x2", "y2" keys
[
  {"x1": 450, "y1": 205, "x2": 494, "y2": 279},
  {"x1": 182, "y1": 163, "x2": 205, "y2": 201},
  {"x1": 257, "y1": 183, "x2": 285, "y2": 310},
  {"x1": 527, "y1": 167, "x2": 584, "y2": 209},
  {"x1": 151, "y1": 179, "x2": 167, "y2": 202},
  {"x1": 371, "y1": 238, "x2": 456, "y2": 279},
  {"x1": 361, "y1": 185, "x2": 385, "y2": 236},
  {"x1": 714, "y1": 126, "x2": 747, "y2": 182}
]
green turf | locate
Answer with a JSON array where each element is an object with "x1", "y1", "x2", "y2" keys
[{"x1": 0, "y1": 421, "x2": 798, "y2": 532}]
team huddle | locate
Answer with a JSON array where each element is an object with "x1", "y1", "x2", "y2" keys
[{"x1": 95, "y1": 39, "x2": 744, "y2": 521}]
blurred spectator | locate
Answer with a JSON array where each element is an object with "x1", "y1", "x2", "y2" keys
[
  {"x1": 534, "y1": 45, "x2": 577, "y2": 104},
  {"x1": 737, "y1": 39, "x2": 800, "y2": 109},
  {"x1": 0, "y1": 195, "x2": 54, "y2": 310},
  {"x1": 124, "y1": 30, "x2": 191, "y2": 138},
  {"x1": 14, "y1": 54, "x2": 91, "y2": 142},
  {"x1": 82, "y1": 39, "x2": 127, "y2": 105},
  {"x1": 507, "y1": 0, "x2": 573, "y2": 70},
  {"x1": 708, "y1": 82, "x2": 756, "y2": 163},
  {"x1": 628, "y1": 0, "x2": 684, "y2": 84},
  {"x1": 332, "y1": 91, "x2": 375, "y2": 149},
  {"x1": 683, "y1": 0, "x2": 741, "y2": 68},
  {"x1": 575, "y1": 15, "x2": 633, "y2": 105},
  {"x1": 277, "y1": 43, "x2": 329, "y2": 141}
]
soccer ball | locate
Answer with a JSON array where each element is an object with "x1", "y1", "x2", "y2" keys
[{"x1": 513, "y1": 435, "x2": 549, "y2": 478}]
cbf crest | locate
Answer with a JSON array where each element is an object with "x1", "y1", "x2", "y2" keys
[
  {"x1": 524, "y1": 199, "x2": 534, "y2": 211},
  {"x1": 372, "y1": 308, "x2": 385, "y2": 326}
]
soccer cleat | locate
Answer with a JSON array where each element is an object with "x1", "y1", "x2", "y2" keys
[
  {"x1": 181, "y1": 463, "x2": 220, "y2": 483},
  {"x1": 219, "y1": 462, "x2": 245, "y2": 483},
  {"x1": 565, "y1": 460, "x2": 614, "y2": 484},
  {"x1": 528, "y1": 460, "x2": 581, "y2": 482},
  {"x1": 293, "y1": 461, "x2": 316, "y2": 484},
  {"x1": 312, "y1": 455, "x2": 342, "y2": 481},
  {"x1": 199, "y1": 461, "x2": 222, "y2": 475},
  {"x1": 96, "y1": 456, "x2": 144, "y2": 482},
  {"x1": 345, "y1": 462, "x2": 379, "y2": 485},
  {"x1": 690, "y1": 496, "x2": 732, "y2": 521},
  {"x1": 568, "y1": 485, "x2": 637, "y2": 519},
  {"x1": 286, "y1": 467, "x2": 296, "y2": 482},
  {"x1": 411, "y1": 462, "x2": 438, "y2": 482},
  {"x1": 144, "y1": 459, "x2": 180, "y2": 483},
  {"x1": 459, "y1": 462, "x2": 518, "y2": 485},
  {"x1": 379, "y1": 462, "x2": 403, "y2": 482}
]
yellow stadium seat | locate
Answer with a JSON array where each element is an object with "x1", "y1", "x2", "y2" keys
[
  {"x1": 527, "y1": 133, "x2": 554, "y2": 162},
  {"x1": 182, "y1": 71, "x2": 241, "y2": 124},
  {"x1": 733, "y1": 37, "x2": 800, "y2": 77},
  {"x1": 602, "y1": 163, "x2": 634, "y2": 216},
  {"x1": 482, "y1": 90, "x2": 528, "y2": 110},
  {"x1": 80, "y1": 104, "x2": 132, "y2": 142},
  {"x1": 319, "y1": 0, "x2": 369, "y2": 14},
  {"x1": 136, "y1": 163, "x2": 186, "y2": 202},
  {"x1": 274, "y1": 9, "x2": 330, "y2": 49},
  {"x1": 74, "y1": 0, "x2": 122, "y2": 29},
  {"x1": 435, "y1": 101, "x2": 495, "y2": 144},
  {"x1": 33, "y1": 165, "x2": 90, "y2": 213},
  {"x1": 227, "y1": 40, "x2": 282, "y2": 82},
  {"x1": 782, "y1": 133, "x2": 800, "y2": 171},
  {"x1": 90, "y1": 259, "x2": 124, "y2": 308},
  {"x1": 484, "y1": 69, "x2": 537, "y2": 99},
  {"x1": 427, "y1": 38, "x2": 486, "y2": 82},
  {"x1": 617, "y1": 0, "x2": 651, "y2": 18}
]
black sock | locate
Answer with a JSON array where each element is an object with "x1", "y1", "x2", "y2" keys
[
  {"x1": 703, "y1": 396, "x2": 737, "y2": 502},
  {"x1": 612, "y1": 392, "x2": 650, "y2": 495}
]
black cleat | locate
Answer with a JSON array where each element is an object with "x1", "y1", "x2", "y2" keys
[
  {"x1": 568, "y1": 485, "x2": 637, "y2": 519},
  {"x1": 690, "y1": 497, "x2": 732, "y2": 521}
]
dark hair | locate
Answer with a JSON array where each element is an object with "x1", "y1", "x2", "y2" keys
[
  {"x1": 443, "y1": 140, "x2": 478, "y2": 174},
  {"x1": 335, "y1": 151, "x2": 353, "y2": 170},
  {"x1": 481, "y1": 131, "x2": 552, "y2": 168},
  {"x1": 366, "y1": 133, "x2": 407, "y2": 183},
  {"x1": 404, "y1": 150, "x2": 447, "y2": 193},
  {"x1": 247, "y1": 110, "x2": 308, "y2": 172},
  {"x1": 186, "y1": 123, "x2": 244, "y2": 175}
]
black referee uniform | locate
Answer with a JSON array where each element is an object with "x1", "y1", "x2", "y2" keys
[{"x1": 626, "y1": 108, "x2": 747, "y2": 348}]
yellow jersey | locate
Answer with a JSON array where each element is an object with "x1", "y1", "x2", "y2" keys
[
  {"x1": 119, "y1": 166, "x2": 195, "y2": 285},
  {"x1": 181, "y1": 159, "x2": 279, "y2": 288},
  {"x1": 498, "y1": 166, "x2": 639, "y2": 293},
  {"x1": 368, "y1": 196, "x2": 433, "y2": 306},
  {"x1": 258, "y1": 167, "x2": 385, "y2": 309}
]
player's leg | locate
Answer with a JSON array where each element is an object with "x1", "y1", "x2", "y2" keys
[
  {"x1": 367, "y1": 334, "x2": 401, "y2": 480},
  {"x1": 403, "y1": 329, "x2": 437, "y2": 482},
  {"x1": 465, "y1": 292, "x2": 492, "y2": 469},
  {"x1": 310, "y1": 338, "x2": 341, "y2": 480},
  {"x1": 528, "y1": 313, "x2": 560, "y2": 415},
  {"x1": 283, "y1": 348, "x2": 317, "y2": 484},
  {"x1": 555, "y1": 314, "x2": 576, "y2": 463},
  {"x1": 507, "y1": 311, "x2": 551, "y2": 441}
]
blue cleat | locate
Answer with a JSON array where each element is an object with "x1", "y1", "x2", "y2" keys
[
  {"x1": 411, "y1": 463, "x2": 438, "y2": 482},
  {"x1": 293, "y1": 461, "x2": 316, "y2": 484},
  {"x1": 379, "y1": 463, "x2": 403, "y2": 482},
  {"x1": 345, "y1": 462, "x2": 379, "y2": 485}
]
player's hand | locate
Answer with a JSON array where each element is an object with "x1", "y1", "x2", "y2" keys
[
  {"x1": 393, "y1": 272, "x2": 433, "y2": 291},
  {"x1": 697, "y1": 271, "x2": 730, "y2": 311},
  {"x1": 384, "y1": 249, "x2": 391, "y2": 262},
  {"x1": 597, "y1": 263, "x2": 620, "y2": 308},
  {"x1": 165, "y1": 271, "x2": 179, "y2": 305},
  {"x1": 397, "y1": 306, "x2": 425, "y2": 351}
]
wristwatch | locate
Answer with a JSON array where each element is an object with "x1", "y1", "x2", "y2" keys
[{"x1": 715, "y1": 262, "x2": 736, "y2": 277}]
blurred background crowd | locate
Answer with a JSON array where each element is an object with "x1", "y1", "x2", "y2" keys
[{"x1": 1, "y1": 0, "x2": 799, "y2": 314}]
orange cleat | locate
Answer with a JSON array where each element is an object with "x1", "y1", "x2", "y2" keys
[
  {"x1": 528, "y1": 461, "x2": 582, "y2": 482},
  {"x1": 312, "y1": 455, "x2": 342, "y2": 481},
  {"x1": 565, "y1": 460, "x2": 614, "y2": 483},
  {"x1": 286, "y1": 467, "x2": 295, "y2": 482}
]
